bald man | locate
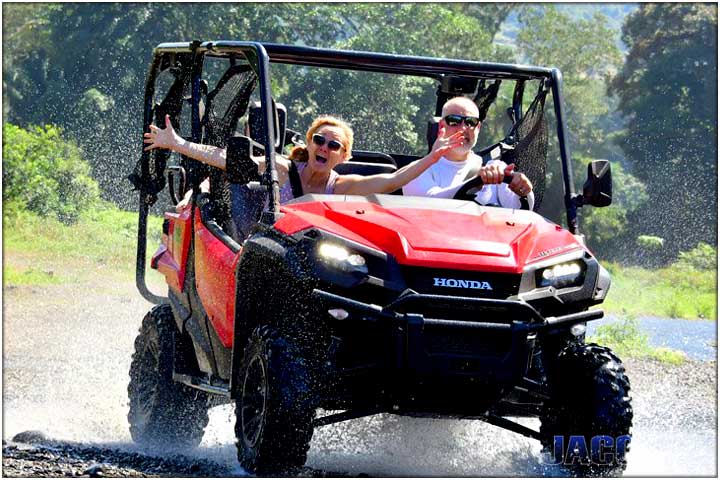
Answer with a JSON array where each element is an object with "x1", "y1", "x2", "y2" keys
[{"x1": 403, "y1": 96, "x2": 534, "y2": 208}]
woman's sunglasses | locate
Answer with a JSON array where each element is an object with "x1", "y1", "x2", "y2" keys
[
  {"x1": 312, "y1": 134, "x2": 344, "y2": 152},
  {"x1": 443, "y1": 114, "x2": 481, "y2": 128}
]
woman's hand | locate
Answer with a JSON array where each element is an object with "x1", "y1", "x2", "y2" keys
[
  {"x1": 174, "y1": 178, "x2": 210, "y2": 212},
  {"x1": 143, "y1": 114, "x2": 182, "y2": 152},
  {"x1": 175, "y1": 189, "x2": 193, "y2": 212},
  {"x1": 429, "y1": 126, "x2": 466, "y2": 161}
]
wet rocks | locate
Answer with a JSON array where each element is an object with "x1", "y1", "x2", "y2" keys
[
  {"x1": 622, "y1": 357, "x2": 717, "y2": 430},
  {"x1": 2, "y1": 358, "x2": 715, "y2": 477},
  {"x1": 83, "y1": 463, "x2": 107, "y2": 477},
  {"x1": 11, "y1": 430, "x2": 48, "y2": 443},
  {"x1": 1, "y1": 437, "x2": 231, "y2": 477}
]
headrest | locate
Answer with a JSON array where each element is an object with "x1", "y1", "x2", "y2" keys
[
  {"x1": 248, "y1": 101, "x2": 287, "y2": 153},
  {"x1": 349, "y1": 150, "x2": 397, "y2": 167},
  {"x1": 426, "y1": 116, "x2": 441, "y2": 153}
]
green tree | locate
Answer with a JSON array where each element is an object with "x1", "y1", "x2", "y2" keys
[
  {"x1": 280, "y1": 4, "x2": 514, "y2": 155},
  {"x1": 446, "y1": 3, "x2": 518, "y2": 39},
  {"x1": 1, "y1": 4, "x2": 59, "y2": 119},
  {"x1": 516, "y1": 5, "x2": 623, "y2": 158},
  {"x1": 514, "y1": 5, "x2": 644, "y2": 258},
  {"x1": 3, "y1": 4, "x2": 514, "y2": 206},
  {"x1": 610, "y1": 4, "x2": 717, "y2": 260},
  {"x1": 2, "y1": 4, "x2": 351, "y2": 206},
  {"x1": 577, "y1": 159, "x2": 648, "y2": 255},
  {"x1": 3, "y1": 123, "x2": 100, "y2": 223}
]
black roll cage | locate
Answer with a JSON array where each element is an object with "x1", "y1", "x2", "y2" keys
[{"x1": 135, "y1": 41, "x2": 579, "y2": 304}]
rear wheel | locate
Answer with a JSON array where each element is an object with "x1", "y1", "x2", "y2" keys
[
  {"x1": 127, "y1": 304, "x2": 209, "y2": 448},
  {"x1": 235, "y1": 326, "x2": 315, "y2": 475},
  {"x1": 540, "y1": 343, "x2": 633, "y2": 477}
]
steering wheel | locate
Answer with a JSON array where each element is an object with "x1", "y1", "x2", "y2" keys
[{"x1": 452, "y1": 173, "x2": 531, "y2": 210}]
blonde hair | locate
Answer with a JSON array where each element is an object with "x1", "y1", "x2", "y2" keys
[{"x1": 289, "y1": 115, "x2": 354, "y2": 162}]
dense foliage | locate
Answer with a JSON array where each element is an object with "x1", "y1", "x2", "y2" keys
[
  {"x1": 3, "y1": 123, "x2": 100, "y2": 223},
  {"x1": 610, "y1": 4, "x2": 718, "y2": 261},
  {"x1": 2, "y1": 3, "x2": 514, "y2": 207},
  {"x1": 674, "y1": 242, "x2": 717, "y2": 271},
  {"x1": 517, "y1": 5, "x2": 623, "y2": 158},
  {"x1": 514, "y1": 6, "x2": 649, "y2": 254},
  {"x1": 2, "y1": 4, "x2": 716, "y2": 266}
]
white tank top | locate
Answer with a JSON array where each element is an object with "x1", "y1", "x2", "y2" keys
[{"x1": 279, "y1": 161, "x2": 339, "y2": 203}]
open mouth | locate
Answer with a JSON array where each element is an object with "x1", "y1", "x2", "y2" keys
[{"x1": 316, "y1": 155, "x2": 328, "y2": 164}]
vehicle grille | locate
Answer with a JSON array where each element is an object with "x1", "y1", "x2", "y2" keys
[
  {"x1": 401, "y1": 267, "x2": 521, "y2": 300},
  {"x1": 423, "y1": 327, "x2": 510, "y2": 357}
]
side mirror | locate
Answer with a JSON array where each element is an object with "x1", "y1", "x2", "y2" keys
[
  {"x1": 582, "y1": 160, "x2": 612, "y2": 207},
  {"x1": 226, "y1": 136, "x2": 262, "y2": 184}
]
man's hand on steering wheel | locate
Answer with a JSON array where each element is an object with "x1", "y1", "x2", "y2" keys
[
  {"x1": 479, "y1": 163, "x2": 533, "y2": 197},
  {"x1": 453, "y1": 162, "x2": 534, "y2": 207},
  {"x1": 478, "y1": 161, "x2": 506, "y2": 185},
  {"x1": 503, "y1": 164, "x2": 533, "y2": 197}
]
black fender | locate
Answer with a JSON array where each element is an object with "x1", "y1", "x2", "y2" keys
[{"x1": 229, "y1": 228, "x2": 325, "y2": 398}]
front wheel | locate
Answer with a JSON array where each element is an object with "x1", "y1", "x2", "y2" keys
[
  {"x1": 235, "y1": 326, "x2": 316, "y2": 475},
  {"x1": 540, "y1": 343, "x2": 633, "y2": 477},
  {"x1": 127, "y1": 305, "x2": 209, "y2": 448}
]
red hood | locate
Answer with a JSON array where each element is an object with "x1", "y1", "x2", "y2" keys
[{"x1": 275, "y1": 196, "x2": 584, "y2": 273}]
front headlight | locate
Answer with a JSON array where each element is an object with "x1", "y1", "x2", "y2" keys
[
  {"x1": 317, "y1": 242, "x2": 368, "y2": 275},
  {"x1": 537, "y1": 260, "x2": 585, "y2": 289}
]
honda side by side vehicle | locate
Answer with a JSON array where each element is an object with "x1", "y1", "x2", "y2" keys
[{"x1": 128, "y1": 41, "x2": 632, "y2": 476}]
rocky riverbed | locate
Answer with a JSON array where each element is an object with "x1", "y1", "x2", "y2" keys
[
  {"x1": 3, "y1": 357, "x2": 716, "y2": 477},
  {"x1": 3, "y1": 275, "x2": 716, "y2": 476},
  {"x1": 2, "y1": 434, "x2": 228, "y2": 478}
]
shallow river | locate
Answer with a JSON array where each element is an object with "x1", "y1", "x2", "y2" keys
[
  {"x1": 587, "y1": 315, "x2": 717, "y2": 360},
  {"x1": 3, "y1": 281, "x2": 717, "y2": 477}
]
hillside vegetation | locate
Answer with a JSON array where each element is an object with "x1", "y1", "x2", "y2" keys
[
  {"x1": 3, "y1": 4, "x2": 716, "y2": 265},
  {"x1": 3, "y1": 123, "x2": 716, "y2": 320}
]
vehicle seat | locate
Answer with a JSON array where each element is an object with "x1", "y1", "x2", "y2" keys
[
  {"x1": 200, "y1": 64, "x2": 257, "y2": 237},
  {"x1": 426, "y1": 117, "x2": 442, "y2": 153},
  {"x1": 248, "y1": 101, "x2": 287, "y2": 154},
  {"x1": 334, "y1": 161, "x2": 396, "y2": 176},
  {"x1": 347, "y1": 150, "x2": 397, "y2": 166},
  {"x1": 333, "y1": 160, "x2": 400, "y2": 195},
  {"x1": 224, "y1": 101, "x2": 286, "y2": 242},
  {"x1": 228, "y1": 183, "x2": 266, "y2": 242}
]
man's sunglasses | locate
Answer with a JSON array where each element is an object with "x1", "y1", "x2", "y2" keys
[
  {"x1": 443, "y1": 114, "x2": 481, "y2": 128},
  {"x1": 312, "y1": 134, "x2": 344, "y2": 151}
]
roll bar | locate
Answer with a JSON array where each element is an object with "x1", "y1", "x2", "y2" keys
[
  {"x1": 135, "y1": 42, "x2": 279, "y2": 304},
  {"x1": 135, "y1": 41, "x2": 579, "y2": 305}
]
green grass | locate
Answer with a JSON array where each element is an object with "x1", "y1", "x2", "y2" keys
[
  {"x1": 588, "y1": 317, "x2": 688, "y2": 365},
  {"x1": 4, "y1": 265, "x2": 63, "y2": 286},
  {"x1": 4, "y1": 206, "x2": 164, "y2": 284},
  {"x1": 603, "y1": 262, "x2": 717, "y2": 320},
  {"x1": 3, "y1": 207, "x2": 717, "y2": 323}
]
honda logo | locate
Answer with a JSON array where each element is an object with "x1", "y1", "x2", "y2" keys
[{"x1": 433, "y1": 277, "x2": 493, "y2": 290}]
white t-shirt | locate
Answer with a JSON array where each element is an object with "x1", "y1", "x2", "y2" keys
[{"x1": 402, "y1": 154, "x2": 534, "y2": 209}]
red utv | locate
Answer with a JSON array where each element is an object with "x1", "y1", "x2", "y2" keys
[{"x1": 128, "y1": 41, "x2": 631, "y2": 476}]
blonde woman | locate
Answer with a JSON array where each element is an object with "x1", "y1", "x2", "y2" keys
[{"x1": 144, "y1": 114, "x2": 467, "y2": 200}]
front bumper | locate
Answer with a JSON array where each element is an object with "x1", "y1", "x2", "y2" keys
[{"x1": 314, "y1": 288, "x2": 602, "y2": 389}]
